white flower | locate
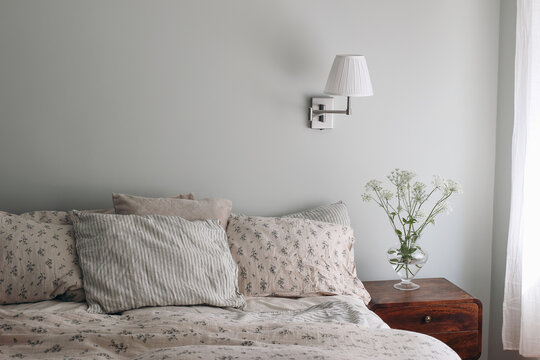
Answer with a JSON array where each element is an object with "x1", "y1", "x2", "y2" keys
[
  {"x1": 437, "y1": 179, "x2": 463, "y2": 197},
  {"x1": 445, "y1": 179, "x2": 463, "y2": 194},
  {"x1": 432, "y1": 175, "x2": 444, "y2": 189},
  {"x1": 401, "y1": 170, "x2": 415, "y2": 183},
  {"x1": 412, "y1": 181, "x2": 427, "y2": 202},
  {"x1": 361, "y1": 193, "x2": 372, "y2": 202},
  {"x1": 381, "y1": 190, "x2": 394, "y2": 201},
  {"x1": 388, "y1": 169, "x2": 416, "y2": 187},
  {"x1": 413, "y1": 182, "x2": 426, "y2": 192},
  {"x1": 365, "y1": 180, "x2": 383, "y2": 192}
]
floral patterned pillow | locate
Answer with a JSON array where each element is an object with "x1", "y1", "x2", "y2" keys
[
  {"x1": 0, "y1": 211, "x2": 85, "y2": 304},
  {"x1": 226, "y1": 215, "x2": 371, "y2": 304}
]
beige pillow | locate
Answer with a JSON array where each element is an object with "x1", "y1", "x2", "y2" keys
[
  {"x1": 81, "y1": 193, "x2": 195, "y2": 215},
  {"x1": 226, "y1": 214, "x2": 371, "y2": 304},
  {"x1": 18, "y1": 210, "x2": 72, "y2": 225},
  {"x1": 113, "y1": 193, "x2": 232, "y2": 229},
  {"x1": 0, "y1": 211, "x2": 85, "y2": 304}
]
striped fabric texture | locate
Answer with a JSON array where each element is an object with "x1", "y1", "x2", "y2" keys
[
  {"x1": 70, "y1": 212, "x2": 245, "y2": 314},
  {"x1": 284, "y1": 202, "x2": 351, "y2": 226}
]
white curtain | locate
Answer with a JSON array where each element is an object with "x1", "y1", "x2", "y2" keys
[{"x1": 503, "y1": 0, "x2": 540, "y2": 357}]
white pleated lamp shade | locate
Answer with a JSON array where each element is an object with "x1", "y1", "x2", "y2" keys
[{"x1": 324, "y1": 55, "x2": 373, "y2": 97}]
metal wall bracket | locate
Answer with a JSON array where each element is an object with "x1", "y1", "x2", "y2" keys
[{"x1": 310, "y1": 97, "x2": 334, "y2": 130}]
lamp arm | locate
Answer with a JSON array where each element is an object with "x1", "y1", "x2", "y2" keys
[{"x1": 310, "y1": 96, "x2": 351, "y2": 120}]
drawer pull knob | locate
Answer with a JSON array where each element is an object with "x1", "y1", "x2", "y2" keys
[{"x1": 424, "y1": 315, "x2": 432, "y2": 323}]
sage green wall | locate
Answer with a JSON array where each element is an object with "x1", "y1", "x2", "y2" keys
[{"x1": 0, "y1": 1, "x2": 500, "y2": 358}]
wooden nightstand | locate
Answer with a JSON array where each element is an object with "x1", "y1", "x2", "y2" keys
[{"x1": 363, "y1": 278, "x2": 482, "y2": 360}]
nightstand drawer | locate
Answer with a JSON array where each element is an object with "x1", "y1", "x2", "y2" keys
[
  {"x1": 429, "y1": 331, "x2": 481, "y2": 360},
  {"x1": 375, "y1": 303, "x2": 479, "y2": 333}
]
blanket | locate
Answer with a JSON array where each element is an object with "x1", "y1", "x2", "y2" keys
[{"x1": 0, "y1": 297, "x2": 459, "y2": 359}]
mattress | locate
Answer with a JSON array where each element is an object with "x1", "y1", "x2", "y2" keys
[{"x1": 0, "y1": 295, "x2": 459, "y2": 359}]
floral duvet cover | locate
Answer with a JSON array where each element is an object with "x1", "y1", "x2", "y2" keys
[{"x1": 0, "y1": 296, "x2": 459, "y2": 360}]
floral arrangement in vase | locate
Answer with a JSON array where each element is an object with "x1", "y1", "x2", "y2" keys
[{"x1": 362, "y1": 169, "x2": 462, "y2": 290}]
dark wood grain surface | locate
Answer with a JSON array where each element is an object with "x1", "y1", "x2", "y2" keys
[
  {"x1": 363, "y1": 278, "x2": 482, "y2": 360},
  {"x1": 431, "y1": 331, "x2": 482, "y2": 360},
  {"x1": 374, "y1": 303, "x2": 479, "y2": 333},
  {"x1": 364, "y1": 278, "x2": 475, "y2": 308}
]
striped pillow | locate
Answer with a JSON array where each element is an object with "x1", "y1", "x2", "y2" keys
[
  {"x1": 70, "y1": 212, "x2": 245, "y2": 314},
  {"x1": 284, "y1": 202, "x2": 351, "y2": 226}
]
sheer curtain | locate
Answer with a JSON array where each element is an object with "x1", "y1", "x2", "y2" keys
[{"x1": 503, "y1": 0, "x2": 540, "y2": 357}]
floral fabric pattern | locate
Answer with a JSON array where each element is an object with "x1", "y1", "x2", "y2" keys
[
  {"x1": 19, "y1": 210, "x2": 72, "y2": 225},
  {"x1": 0, "y1": 299, "x2": 460, "y2": 359},
  {"x1": 0, "y1": 211, "x2": 84, "y2": 304},
  {"x1": 226, "y1": 215, "x2": 371, "y2": 304}
]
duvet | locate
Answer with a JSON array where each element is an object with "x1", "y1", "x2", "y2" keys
[{"x1": 0, "y1": 295, "x2": 459, "y2": 360}]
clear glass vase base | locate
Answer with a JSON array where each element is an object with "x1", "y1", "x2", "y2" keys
[
  {"x1": 393, "y1": 281, "x2": 420, "y2": 291},
  {"x1": 387, "y1": 243, "x2": 428, "y2": 291}
]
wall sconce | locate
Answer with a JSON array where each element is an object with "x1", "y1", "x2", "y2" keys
[{"x1": 309, "y1": 55, "x2": 373, "y2": 129}]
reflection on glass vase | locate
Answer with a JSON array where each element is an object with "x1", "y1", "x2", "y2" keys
[{"x1": 387, "y1": 243, "x2": 428, "y2": 290}]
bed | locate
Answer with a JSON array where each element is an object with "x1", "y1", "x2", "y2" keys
[
  {"x1": 0, "y1": 295, "x2": 459, "y2": 359},
  {"x1": 1, "y1": 200, "x2": 460, "y2": 359}
]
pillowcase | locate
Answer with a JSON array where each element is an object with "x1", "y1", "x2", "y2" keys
[
  {"x1": 18, "y1": 210, "x2": 72, "y2": 225},
  {"x1": 226, "y1": 215, "x2": 371, "y2": 304},
  {"x1": 80, "y1": 193, "x2": 196, "y2": 216},
  {"x1": 282, "y1": 202, "x2": 357, "y2": 275},
  {"x1": 284, "y1": 202, "x2": 351, "y2": 226},
  {"x1": 230, "y1": 202, "x2": 357, "y2": 274},
  {"x1": 71, "y1": 211, "x2": 245, "y2": 314},
  {"x1": 0, "y1": 211, "x2": 85, "y2": 304},
  {"x1": 113, "y1": 193, "x2": 232, "y2": 229}
]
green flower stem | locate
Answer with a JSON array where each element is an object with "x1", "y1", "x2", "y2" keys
[
  {"x1": 386, "y1": 201, "x2": 407, "y2": 237},
  {"x1": 394, "y1": 262, "x2": 413, "y2": 280},
  {"x1": 373, "y1": 190, "x2": 403, "y2": 237},
  {"x1": 415, "y1": 187, "x2": 437, "y2": 216},
  {"x1": 417, "y1": 192, "x2": 452, "y2": 234}
]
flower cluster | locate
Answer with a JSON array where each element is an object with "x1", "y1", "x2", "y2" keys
[{"x1": 362, "y1": 169, "x2": 462, "y2": 246}]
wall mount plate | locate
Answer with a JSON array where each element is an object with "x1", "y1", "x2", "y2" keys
[{"x1": 310, "y1": 97, "x2": 334, "y2": 129}]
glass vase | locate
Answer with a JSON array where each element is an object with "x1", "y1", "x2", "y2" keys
[{"x1": 387, "y1": 243, "x2": 428, "y2": 290}]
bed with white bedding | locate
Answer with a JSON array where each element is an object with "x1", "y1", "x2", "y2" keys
[
  {"x1": 1, "y1": 204, "x2": 461, "y2": 359},
  {"x1": 0, "y1": 296, "x2": 459, "y2": 359}
]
